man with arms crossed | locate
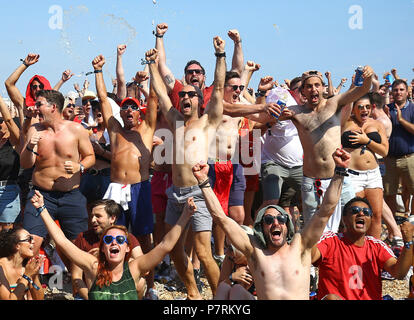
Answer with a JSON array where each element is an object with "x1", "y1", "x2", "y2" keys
[
  {"x1": 147, "y1": 35, "x2": 226, "y2": 299},
  {"x1": 192, "y1": 148, "x2": 351, "y2": 299},
  {"x1": 92, "y1": 55, "x2": 158, "y2": 299},
  {"x1": 280, "y1": 67, "x2": 374, "y2": 232},
  {"x1": 21, "y1": 90, "x2": 95, "y2": 258}
]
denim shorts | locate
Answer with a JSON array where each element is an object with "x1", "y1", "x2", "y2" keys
[
  {"x1": 165, "y1": 184, "x2": 212, "y2": 232},
  {"x1": 0, "y1": 183, "x2": 21, "y2": 224},
  {"x1": 348, "y1": 167, "x2": 383, "y2": 193}
]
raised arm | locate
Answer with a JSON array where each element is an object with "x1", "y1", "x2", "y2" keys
[
  {"x1": 228, "y1": 29, "x2": 244, "y2": 76},
  {"x1": 116, "y1": 44, "x2": 127, "y2": 101},
  {"x1": 5, "y1": 53, "x2": 39, "y2": 108},
  {"x1": 304, "y1": 148, "x2": 349, "y2": 253},
  {"x1": 325, "y1": 71, "x2": 335, "y2": 97},
  {"x1": 143, "y1": 78, "x2": 158, "y2": 131},
  {"x1": 31, "y1": 191, "x2": 97, "y2": 275},
  {"x1": 0, "y1": 95, "x2": 21, "y2": 149},
  {"x1": 146, "y1": 48, "x2": 178, "y2": 127},
  {"x1": 92, "y1": 55, "x2": 122, "y2": 135},
  {"x1": 129, "y1": 197, "x2": 195, "y2": 278},
  {"x1": 336, "y1": 66, "x2": 374, "y2": 109},
  {"x1": 53, "y1": 70, "x2": 74, "y2": 91},
  {"x1": 154, "y1": 23, "x2": 176, "y2": 92},
  {"x1": 192, "y1": 161, "x2": 254, "y2": 259},
  {"x1": 204, "y1": 36, "x2": 226, "y2": 127}
]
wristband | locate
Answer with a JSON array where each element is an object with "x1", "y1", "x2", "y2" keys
[
  {"x1": 255, "y1": 90, "x2": 267, "y2": 98},
  {"x1": 35, "y1": 205, "x2": 46, "y2": 217},
  {"x1": 20, "y1": 59, "x2": 29, "y2": 67},
  {"x1": 22, "y1": 274, "x2": 40, "y2": 291},
  {"x1": 198, "y1": 178, "x2": 211, "y2": 189},
  {"x1": 334, "y1": 167, "x2": 348, "y2": 177},
  {"x1": 404, "y1": 241, "x2": 413, "y2": 249},
  {"x1": 215, "y1": 52, "x2": 226, "y2": 58},
  {"x1": 153, "y1": 30, "x2": 164, "y2": 38},
  {"x1": 229, "y1": 274, "x2": 235, "y2": 285},
  {"x1": 140, "y1": 58, "x2": 155, "y2": 65},
  {"x1": 26, "y1": 146, "x2": 39, "y2": 156},
  {"x1": 94, "y1": 69, "x2": 103, "y2": 74}
]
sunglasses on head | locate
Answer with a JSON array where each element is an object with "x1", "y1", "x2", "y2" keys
[
  {"x1": 263, "y1": 214, "x2": 287, "y2": 225},
  {"x1": 314, "y1": 179, "x2": 323, "y2": 198},
  {"x1": 185, "y1": 69, "x2": 204, "y2": 75},
  {"x1": 103, "y1": 235, "x2": 128, "y2": 245},
  {"x1": 31, "y1": 84, "x2": 44, "y2": 90},
  {"x1": 18, "y1": 235, "x2": 34, "y2": 243},
  {"x1": 308, "y1": 71, "x2": 319, "y2": 75},
  {"x1": 178, "y1": 91, "x2": 198, "y2": 98},
  {"x1": 348, "y1": 206, "x2": 373, "y2": 217},
  {"x1": 121, "y1": 104, "x2": 140, "y2": 111},
  {"x1": 226, "y1": 85, "x2": 245, "y2": 91}
]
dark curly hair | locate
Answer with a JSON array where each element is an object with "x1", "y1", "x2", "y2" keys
[{"x1": 0, "y1": 226, "x2": 24, "y2": 258}]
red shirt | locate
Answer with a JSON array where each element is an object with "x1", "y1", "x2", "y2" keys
[
  {"x1": 74, "y1": 229, "x2": 140, "y2": 252},
  {"x1": 169, "y1": 80, "x2": 214, "y2": 113},
  {"x1": 315, "y1": 232, "x2": 395, "y2": 300}
]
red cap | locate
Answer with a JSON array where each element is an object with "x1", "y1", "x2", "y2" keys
[{"x1": 120, "y1": 97, "x2": 146, "y2": 114}]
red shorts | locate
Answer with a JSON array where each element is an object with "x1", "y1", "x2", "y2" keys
[
  {"x1": 151, "y1": 171, "x2": 172, "y2": 214},
  {"x1": 245, "y1": 174, "x2": 259, "y2": 192}
]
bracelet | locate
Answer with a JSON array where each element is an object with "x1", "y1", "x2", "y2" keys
[
  {"x1": 94, "y1": 69, "x2": 103, "y2": 74},
  {"x1": 35, "y1": 205, "x2": 46, "y2": 217},
  {"x1": 22, "y1": 274, "x2": 40, "y2": 290},
  {"x1": 153, "y1": 30, "x2": 164, "y2": 38},
  {"x1": 26, "y1": 146, "x2": 39, "y2": 156},
  {"x1": 20, "y1": 59, "x2": 29, "y2": 67},
  {"x1": 215, "y1": 52, "x2": 226, "y2": 58},
  {"x1": 366, "y1": 138, "x2": 372, "y2": 146},
  {"x1": 198, "y1": 178, "x2": 211, "y2": 189},
  {"x1": 334, "y1": 167, "x2": 348, "y2": 177},
  {"x1": 140, "y1": 58, "x2": 155, "y2": 65},
  {"x1": 255, "y1": 90, "x2": 267, "y2": 98},
  {"x1": 229, "y1": 274, "x2": 235, "y2": 285},
  {"x1": 404, "y1": 241, "x2": 413, "y2": 249}
]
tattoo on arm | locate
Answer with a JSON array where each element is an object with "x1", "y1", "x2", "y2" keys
[{"x1": 164, "y1": 74, "x2": 174, "y2": 85}]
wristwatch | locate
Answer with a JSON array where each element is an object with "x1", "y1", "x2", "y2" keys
[{"x1": 404, "y1": 241, "x2": 413, "y2": 249}]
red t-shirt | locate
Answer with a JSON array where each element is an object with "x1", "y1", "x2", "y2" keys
[
  {"x1": 315, "y1": 232, "x2": 395, "y2": 300},
  {"x1": 169, "y1": 80, "x2": 214, "y2": 113},
  {"x1": 73, "y1": 229, "x2": 140, "y2": 252}
]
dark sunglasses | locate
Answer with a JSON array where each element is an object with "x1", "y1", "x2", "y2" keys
[
  {"x1": 185, "y1": 69, "x2": 204, "y2": 75},
  {"x1": 66, "y1": 103, "x2": 75, "y2": 108},
  {"x1": 263, "y1": 214, "x2": 287, "y2": 225},
  {"x1": 31, "y1": 84, "x2": 44, "y2": 90},
  {"x1": 82, "y1": 99, "x2": 92, "y2": 106},
  {"x1": 121, "y1": 104, "x2": 140, "y2": 111},
  {"x1": 314, "y1": 179, "x2": 323, "y2": 198},
  {"x1": 348, "y1": 206, "x2": 373, "y2": 217},
  {"x1": 308, "y1": 71, "x2": 319, "y2": 75},
  {"x1": 103, "y1": 235, "x2": 128, "y2": 245},
  {"x1": 18, "y1": 235, "x2": 34, "y2": 243},
  {"x1": 0, "y1": 119, "x2": 3, "y2": 124},
  {"x1": 357, "y1": 104, "x2": 371, "y2": 110},
  {"x1": 178, "y1": 91, "x2": 198, "y2": 98},
  {"x1": 226, "y1": 85, "x2": 245, "y2": 91}
]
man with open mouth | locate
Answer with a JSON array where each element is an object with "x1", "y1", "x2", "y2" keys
[{"x1": 92, "y1": 54, "x2": 158, "y2": 300}]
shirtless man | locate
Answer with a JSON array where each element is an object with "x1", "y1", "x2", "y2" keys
[
  {"x1": 20, "y1": 89, "x2": 95, "y2": 256},
  {"x1": 280, "y1": 67, "x2": 374, "y2": 232},
  {"x1": 92, "y1": 54, "x2": 158, "y2": 299},
  {"x1": 192, "y1": 148, "x2": 350, "y2": 299},
  {"x1": 147, "y1": 35, "x2": 226, "y2": 299}
]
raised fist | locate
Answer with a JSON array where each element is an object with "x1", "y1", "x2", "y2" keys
[
  {"x1": 24, "y1": 53, "x2": 40, "y2": 66},
  {"x1": 92, "y1": 55, "x2": 105, "y2": 70},
  {"x1": 213, "y1": 36, "x2": 225, "y2": 53},
  {"x1": 156, "y1": 23, "x2": 168, "y2": 36},
  {"x1": 145, "y1": 49, "x2": 158, "y2": 62},
  {"x1": 227, "y1": 29, "x2": 241, "y2": 43}
]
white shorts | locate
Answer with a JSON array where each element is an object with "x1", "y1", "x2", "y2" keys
[{"x1": 349, "y1": 167, "x2": 383, "y2": 193}]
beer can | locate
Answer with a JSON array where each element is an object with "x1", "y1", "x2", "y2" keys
[{"x1": 354, "y1": 66, "x2": 364, "y2": 87}]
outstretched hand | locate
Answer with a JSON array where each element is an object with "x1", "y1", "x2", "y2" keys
[
  {"x1": 332, "y1": 148, "x2": 351, "y2": 168},
  {"x1": 24, "y1": 53, "x2": 40, "y2": 66}
]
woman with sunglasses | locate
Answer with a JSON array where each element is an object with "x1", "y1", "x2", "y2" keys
[
  {"x1": 0, "y1": 227, "x2": 44, "y2": 300},
  {"x1": 311, "y1": 197, "x2": 414, "y2": 300},
  {"x1": 30, "y1": 190, "x2": 195, "y2": 300},
  {"x1": 0, "y1": 95, "x2": 24, "y2": 231},
  {"x1": 340, "y1": 94, "x2": 388, "y2": 239}
]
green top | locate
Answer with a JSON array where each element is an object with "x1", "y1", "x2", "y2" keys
[{"x1": 88, "y1": 262, "x2": 139, "y2": 300}]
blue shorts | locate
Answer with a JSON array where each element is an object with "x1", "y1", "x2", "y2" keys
[
  {"x1": 23, "y1": 187, "x2": 88, "y2": 240},
  {"x1": 0, "y1": 183, "x2": 21, "y2": 224},
  {"x1": 79, "y1": 168, "x2": 111, "y2": 203},
  {"x1": 116, "y1": 180, "x2": 154, "y2": 236}
]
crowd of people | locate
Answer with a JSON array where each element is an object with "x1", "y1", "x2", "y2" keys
[{"x1": 0, "y1": 22, "x2": 413, "y2": 300}]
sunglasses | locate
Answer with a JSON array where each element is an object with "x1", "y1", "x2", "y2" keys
[
  {"x1": 314, "y1": 179, "x2": 323, "y2": 198},
  {"x1": 226, "y1": 85, "x2": 245, "y2": 91},
  {"x1": 82, "y1": 99, "x2": 92, "y2": 106},
  {"x1": 185, "y1": 69, "x2": 204, "y2": 75},
  {"x1": 263, "y1": 214, "x2": 287, "y2": 225},
  {"x1": 18, "y1": 235, "x2": 34, "y2": 243},
  {"x1": 0, "y1": 119, "x2": 3, "y2": 124},
  {"x1": 103, "y1": 235, "x2": 128, "y2": 245},
  {"x1": 348, "y1": 206, "x2": 373, "y2": 217},
  {"x1": 31, "y1": 84, "x2": 44, "y2": 90},
  {"x1": 121, "y1": 104, "x2": 140, "y2": 111},
  {"x1": 178, "y1": 91, "x2": 198, "y2": 98},
  {"x1": 357, "y1": 104, "x2": 371, "y2": 110},
  {"x1": 308, "y1": 71, "x2": 319, "y2": 75},
  {"x1": 66, "y1": 104, "x2": 75, "y2": 108}
]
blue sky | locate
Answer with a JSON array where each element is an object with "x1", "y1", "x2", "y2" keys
[{"x1": 0, "y1": 0, "x2": 412, "y2": 97}]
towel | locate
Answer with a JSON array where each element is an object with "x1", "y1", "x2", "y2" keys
[{"x1": 103, "y1": 183, "x2": 131, "y2": 210}]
